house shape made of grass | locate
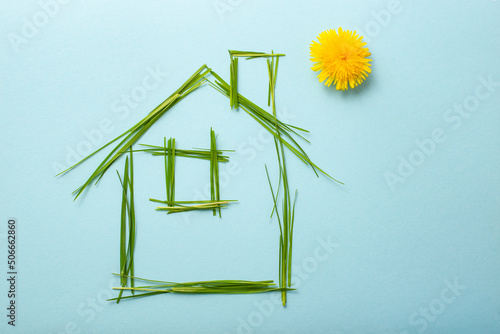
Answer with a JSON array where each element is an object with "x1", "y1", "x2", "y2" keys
[{"x1": 60, "y1": 52, "x2": 341, "y2": 306}]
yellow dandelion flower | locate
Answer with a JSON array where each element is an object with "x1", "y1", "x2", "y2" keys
[{"x1": 310, "y1": 28, "x2": 372, "y2": 91}]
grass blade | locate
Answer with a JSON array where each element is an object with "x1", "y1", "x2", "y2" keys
[{"x1": 60, "y1": 65, "x2": 211, "y2": 200}]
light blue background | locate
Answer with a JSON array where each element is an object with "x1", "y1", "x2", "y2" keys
[{"x1": 1, "y1": 0, "x2": 499, "y2": 333}]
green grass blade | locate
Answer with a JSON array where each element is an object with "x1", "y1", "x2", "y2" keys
[{"x1": 66, "y1": 65, "x2": 211, "y2": 200}]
